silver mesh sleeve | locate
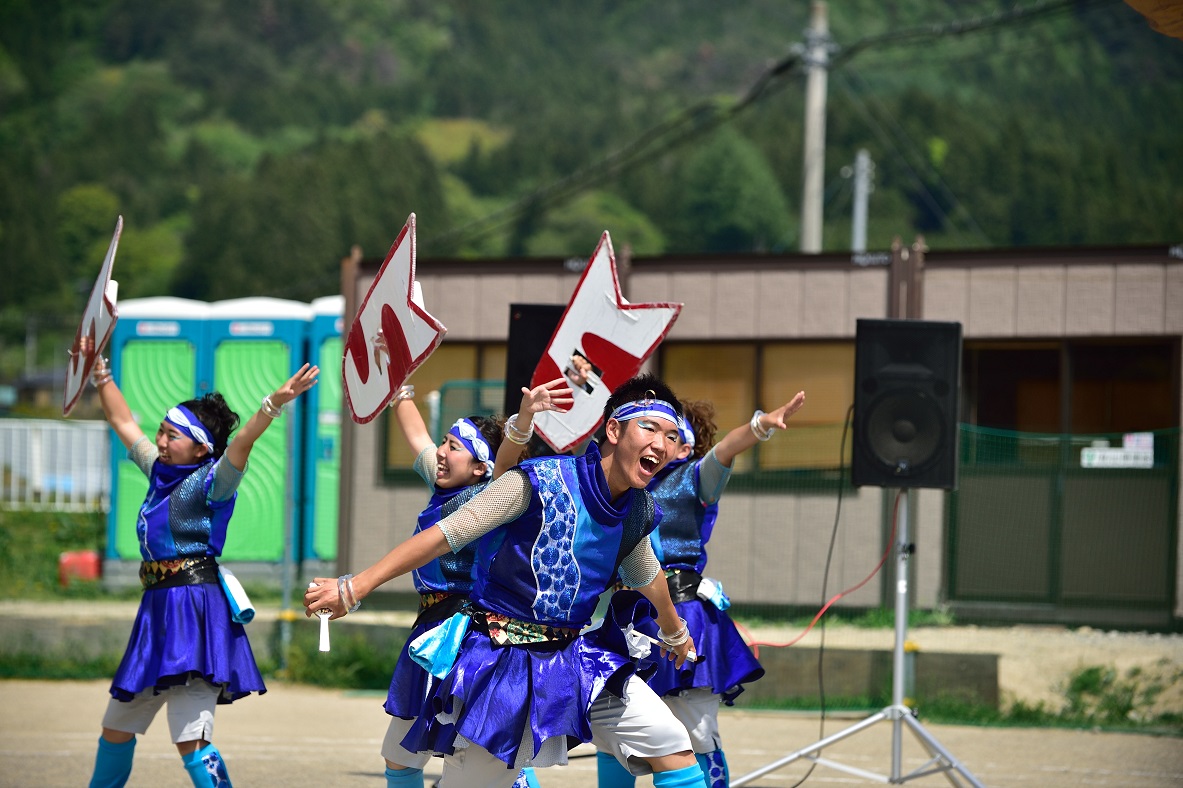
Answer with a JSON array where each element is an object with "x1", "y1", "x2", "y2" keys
[
  {"x1": 438, "y1": 469, "x2": 532, "y2": 552},
  {"x1": 413, "y1": 446, "x2": 435, "y2": 487},
  {"x1": 618, "y1": 538, "x2": 661, "y2": 588},
  {"x1": 697, "y1": 447, "x2": 733, "y2": 505},
  {"x1": 210, "y1": 455, "x2": 247, "y2": 502},
  {"x1": 127, "y1": 435, "x2": 157, "y2": 477}
]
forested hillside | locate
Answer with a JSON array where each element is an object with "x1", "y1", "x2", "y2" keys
[{"x1": 1, "y1": 0, "x2": 1180, "y2": 379}]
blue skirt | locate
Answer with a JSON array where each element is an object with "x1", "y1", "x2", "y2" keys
[
  {"x1": 392, "y1": 591, "x2": 654, "y2": 767},
  {"x1": 638, "y1": 597, "x2": 763, "y2": 704},
  {"x1": 109, "y1": 583, "x2": 266, "y2": 703}
]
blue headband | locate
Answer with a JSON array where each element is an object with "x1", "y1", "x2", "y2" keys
[
  {"x1": 165, "y1": 405, "x2": 214, "y2": 453},
  {"x1": 678, "y1": 417, "x2": 695, "y2": 447},
  {"x1": 609, "y1": 397, "x2": 680, "y2": 426},
  {"x1": 449, "y1": 418, "x2": 494, "y2": 477}
]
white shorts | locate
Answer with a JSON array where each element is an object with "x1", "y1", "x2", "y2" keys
[
  {"x1": 100, "y1": 680, "x2": 220, "y2": 744},
  {"x1": 662, "y1": 688, "x2": 722, "y2": 754},
  {"x1": 382, "y1": 716, "x2": 432, "y2": 769},
  {"x1": 589, "y1": 675, "x2": 694, "y2": 776}
]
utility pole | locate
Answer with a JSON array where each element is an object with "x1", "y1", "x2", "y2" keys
[
  {"x1": 851, "y1": 148, "x2": 874, "y2": 253},
  {"x1": 799, "y1": 1, "x2": 832, "y2": 254}
]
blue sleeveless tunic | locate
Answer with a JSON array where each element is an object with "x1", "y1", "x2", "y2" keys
[
  {"x1": 641, "y1": 458, "x2": 764, "y2": 703},
  {"x1": 390, "y1": 443, "x2": 660, "y2": 767},
  {"x1": 110, "y1": 451, "x2": 265, "y2": 703}
]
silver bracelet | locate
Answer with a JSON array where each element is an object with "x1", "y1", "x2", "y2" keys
[
  {"x1": 261, "y1": 395, "x2": 285, "y2": 419},
  {"x1": 338, "y1": 574, "x2": 361, "y2": 614},
  {"x1": 395, "y1": 384, "x2": 415, "y2": 401},
  {"x1": 659, "y1": 617, "x2": 690, "y2": 647},
  {"x1": 750, "y1": 409, "x2": 774, "y2": 441},
  {"x1": 504, "y1": 413, "x2": 534, "y2": 446}
]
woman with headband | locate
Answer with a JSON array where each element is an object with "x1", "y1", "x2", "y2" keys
[
  {"x1": 87, "y1": 355, "x2": 318, "y2": 788},
  {"x1": 306, "y1": 373, "x2": 707, "y2": 788},
  {"x1": 372, "y1": 365, "x2": 573, "y2": 788},
  {"x1": 597, "y1": 391, "x2": 806, "y2": 788}
]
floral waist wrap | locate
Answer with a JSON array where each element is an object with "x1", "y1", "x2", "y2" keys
[
  {"x1": 414, "y1": 591, "x2": 468, "y2": 629},
  {"x1": 139, "y1": 555, "x2": 219, "y2": 591},
  {"x1": 469, "y1": 607, "x2": 580, "y2": 646}
]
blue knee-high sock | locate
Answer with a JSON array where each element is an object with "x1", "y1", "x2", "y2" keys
[
  {"x1": 385, "y1": 765, "x2": 424, "y2": 788},
  {"x1": 695, "y1": 750, "x2": 729, "y2": 788},
  {"x1": 89, "y1": 736, "x2": 136, "y2": 788},
  {"x1": 596, "y1": 751, "x2": 636, "y2": 788},
  {"x1": 182, "y1": 743, "x2": 232, "y2": 788},
  {"x1": 511, "y1": 766, "x2": 541, "y2": 788},
  {"x1": 652, "y1": 763, "x2": 707, "y2": 788}
]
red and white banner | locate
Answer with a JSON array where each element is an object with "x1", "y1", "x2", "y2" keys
[
  {"x1": 342, "y1": 214, "x2": 447, "y2": 424},
  {"x1": 63, "y1": 216, "x2": 122, "y2": 417},
  {"x1": 530, "y1": 231, "x2": 681, "y2": 452}
]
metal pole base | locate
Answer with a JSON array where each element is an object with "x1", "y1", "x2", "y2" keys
[{"x1": 731, "y1": 704, "x2": 985, "y2": 786}]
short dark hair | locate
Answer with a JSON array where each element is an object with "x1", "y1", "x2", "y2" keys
[
  {"x1": 602, "y1": 373, "x2": 683, "y2": 425},
  {"x1": 178, "y1": 392, "x2": 240, "y2": 459}
]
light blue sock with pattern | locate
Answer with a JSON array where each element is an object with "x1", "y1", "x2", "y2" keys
[
  {"x1": 695, "y1": 750, "x2": 729, "y2": 788},
  {"x1": 596, "y1": 751, "x2": 636, "y2": 788},
  {"x1": 182, "y1": 743, "x2": 232, "y2": 787},
  {"x1": 89, "y1": 736, "x2": 136, "y2": 788},
  {"x1": 511, "y1": 766, "x2": 542, "y2": 788},
  {"x1": 385, "y1": 765, "x2": 424, "y2": 787},
  {"x1": 652, "y1": 763, "x2": 707, "y2": 788}
]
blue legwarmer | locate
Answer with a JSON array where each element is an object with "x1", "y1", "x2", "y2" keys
[
  {"x1": 385, "y1": 765, "x2": 424, "y2": 788},
  {"x1": 89, "y1": 736, "x2": 136, "y2": 788},
  {"x1": 652, "y1": 763, "x2": 707, "y2": 788},
  {"x1": 182, "y1": 743, "x2": 232, "y2": 787},
  {"x1": 596, "y1": 751, "x2": 636, "y2": 788},
  {"x1": 695, "y1": 750, "x2": 729, "y2": 788}
]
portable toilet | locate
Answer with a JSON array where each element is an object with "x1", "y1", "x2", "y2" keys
[
  {"x1": 105, "y1": 297, "x2": 212, "y2": 580},
  {"x1": 206, "y1": 297, "x2": 314, "y2": 568},
  {"x1": 303, "y1": 295, "x2": 344, "y2": 572}
]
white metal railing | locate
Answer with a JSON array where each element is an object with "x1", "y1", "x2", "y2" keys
[{"x1": 0, "y1": 419, "x2": 110, "y2": 512}]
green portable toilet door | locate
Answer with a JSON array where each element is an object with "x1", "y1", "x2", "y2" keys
[
  {"x1": 215, "y1": 340, "x2": 291, "y2": 561},
  {"x1": 314, "y1": 336, "x2": 341, "y2": 560},
  {"x1": 115, "y1": 341, "x2": 198, "y2": 559}
]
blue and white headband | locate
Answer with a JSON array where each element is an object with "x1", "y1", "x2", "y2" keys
[
  {"x1": 678, "y1": 417, "x2": 696, "y2": 447},
  {"x1": 609, "y1": 396, "x2": 681, "y2": 426},
  {"x1": 449, "y1": 418, "x2": 494, "y2": 477},
  {"x1": 165, "y1": 405, "x2": 214, "y2": 453}
]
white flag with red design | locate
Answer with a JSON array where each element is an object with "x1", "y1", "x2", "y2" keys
[
  {"x1": 342, "y1": 214, "x2": 447, "y2": 424},
  {"x1": 63, "y1": 216, "x2": 122, "y2": 417},
  {"x1": 530, "y1": 231, "x2": 681, "y2": 452}
]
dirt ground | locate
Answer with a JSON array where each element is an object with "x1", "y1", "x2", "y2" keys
[
  {"x1": 1, "y1": 678, "x2": 1181, "y2": 787},
  {"x1": 1, "y1": 603, "x2": 1181, "y2": 786}
]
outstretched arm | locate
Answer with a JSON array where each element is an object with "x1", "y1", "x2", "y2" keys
[
  {"x1": 91, "y1": 356, "x2": 143, "y2": 451},
  {"x1": 304, "y1": 525, "x2": 451, "y2": 619},
  {"x1": 225, "y1": 364, "x2": 319, "y2": 471},
  {"x1": 711, "y1": 390, "x2": 806, "y2": 468},
  {"x1": 493, "y1": 377, "x2": 574, "y2": 478}
]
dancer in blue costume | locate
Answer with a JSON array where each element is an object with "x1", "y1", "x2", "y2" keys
[
  {"x1": 307, "y1": 373, "x2": 706, "y2": 788},
  {"x1": 379, "y1": 374, "x2": 572, "y2": 788},
  {"x1": 86, "y1": 353, "x2": 319, "y2": 788},
  {"x1": 596, "y1": 392, "x2": 806, "y2": 788}
]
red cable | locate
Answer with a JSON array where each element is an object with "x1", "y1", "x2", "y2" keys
[{"x1": 743, "y1": 490, "x2": 902, "y2": 659}]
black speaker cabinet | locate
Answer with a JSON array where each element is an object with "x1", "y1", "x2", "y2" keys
[
  {"x1": 852, "y1": 318, "x2": 962, "y2": 490},
  {"x1": 503, "y1": 303, "x2": 565, "y2": 417}
]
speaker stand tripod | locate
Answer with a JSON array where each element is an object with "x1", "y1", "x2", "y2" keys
[{"x1": 732, "y1": 490, "x2": 985, "y2": 787}]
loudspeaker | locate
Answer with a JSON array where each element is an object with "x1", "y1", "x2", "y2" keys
[
  {"x1": 852, "y1": 318, "x2": 962, "y2": 490},
  {"x1": 503, "y1": 303, "x2": 565, "y2": 417}
]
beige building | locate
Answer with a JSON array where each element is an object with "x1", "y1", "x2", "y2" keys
[{"x1": 336, "y1": 240, "x2": 1183, "y2": 629}]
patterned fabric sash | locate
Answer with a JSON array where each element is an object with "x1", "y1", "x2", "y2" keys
[
  {"x1": 469, "y1": 608, "x2": 580, "y2": 646},
  {"x1": 140, "y1": 555, "x2": 219, "y2": 590},
  {"x1": 665, "y1": 568, "x2": 703, "y2": 604},
  {"x1": 414, "y1": 591, "x2": 469, "y2": 629}
]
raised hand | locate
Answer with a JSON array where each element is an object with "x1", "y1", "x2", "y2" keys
[{"x1": 518, "y1": 377, "x2": 575, "y2": 416}]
